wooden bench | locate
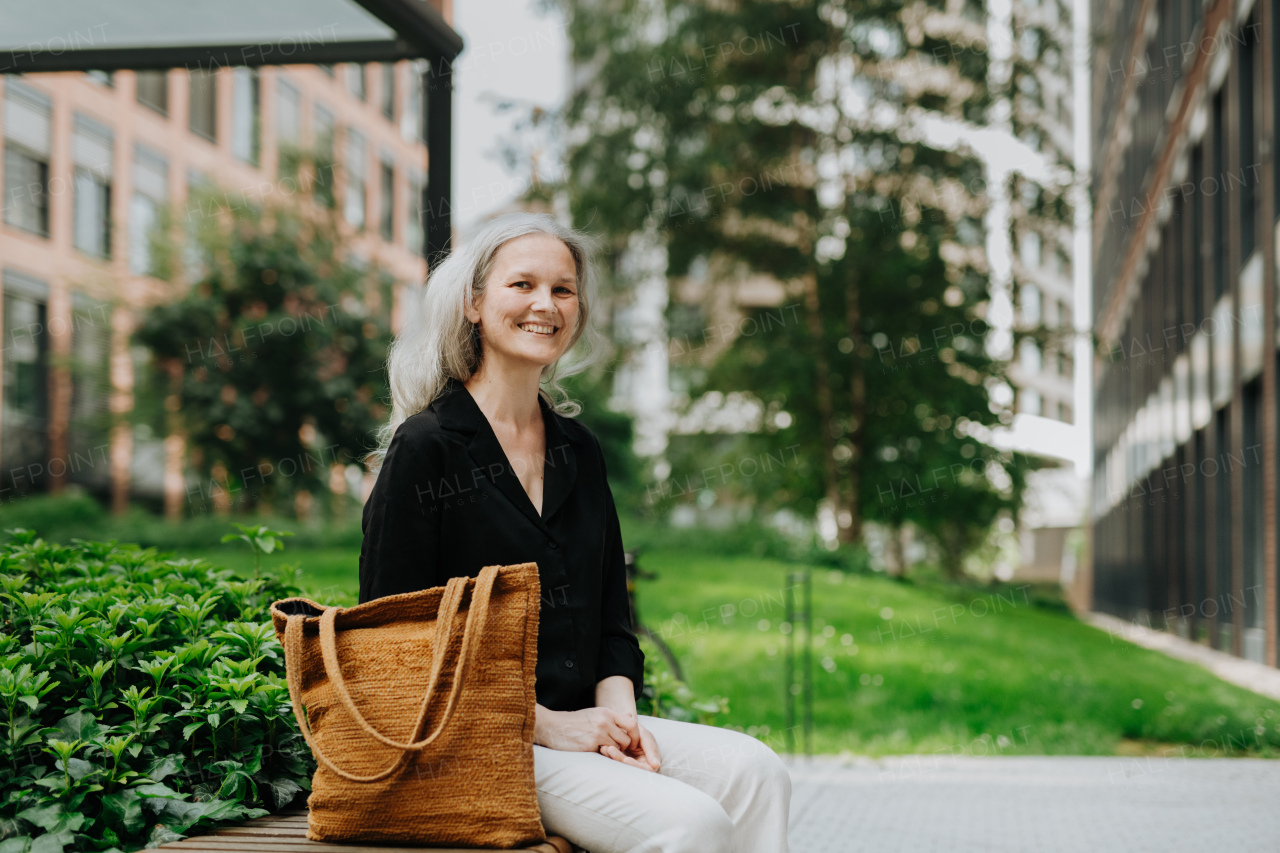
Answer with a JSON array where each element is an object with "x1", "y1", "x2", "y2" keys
[{"x1": 139, "y1": 809, "x2": 574, "y2": 853}]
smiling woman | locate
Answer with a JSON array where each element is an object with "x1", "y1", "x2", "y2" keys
[{"x1": 358, "y1": 210, "x2": 792, "y2": 853}]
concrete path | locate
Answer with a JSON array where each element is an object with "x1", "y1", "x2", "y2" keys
[
  {"x1": 1083, "y1": 611, "x2": 1280, "y2": 702},
  {"x1": 783, "y1": 754, "x2": 1280, "y2": 852}
]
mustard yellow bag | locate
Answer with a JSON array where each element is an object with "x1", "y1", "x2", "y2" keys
[{"x1": 270, "y1": 562, "x2": 549, "y2": 848}]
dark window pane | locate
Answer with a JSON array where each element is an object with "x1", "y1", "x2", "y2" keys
[
  {"x1": 73, "y1": 170, "x2": 111, "y2": 258},
  {"x1": 1, "y1": 291, "x2": 50, "y2": 496},
  {"x1": 346, "y1": 64, "x2": 367, "y2": 101},
  {"x1": 3, "y1": 146, "x2": 49, "y2": 236},
  {"x1": 313, "y1": 105, "x2": 336, "y2": 209},
  {"x1": 189, "y1": 68, "x2": 217, "y2": 141},
  {"x1": 232, "y1": 68, "x2": 260, "y2": 165},
  {"x1": 381, "y1": 63, "x2": 396, "y2": 120},
  {"x1": 1238, "y1": 20, "x2": 1256, "y2": 261},
  {"x1": 136, "y1": 70, "x2": 169, "y2": 116},
  {"x1": 380, "y1": 160, "x2": 395, "y2": 241},
  {"x1": 1211, "y1": 90, "x2": 1225, "y2": 301}
]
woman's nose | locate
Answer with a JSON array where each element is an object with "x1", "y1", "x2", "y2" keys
[{"x1": 531, "y1": 284, "x2": 556, "y2": 312}]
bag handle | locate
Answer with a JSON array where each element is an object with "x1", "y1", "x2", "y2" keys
[
  {"x1": 320, "y1": 566, "x2": 496, "y2": 752},
  {"x1": 283, "y1": 566, "x2": 498, "y2": 783}
]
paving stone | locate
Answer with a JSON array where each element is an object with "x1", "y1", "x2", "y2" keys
[{"x1": 782, "y1": 754, "x2": 1280, "y2": 853}]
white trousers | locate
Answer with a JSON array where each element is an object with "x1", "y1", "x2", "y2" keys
[{"x1": 532, "y1": 714, "x2": 792, "y2": 853}]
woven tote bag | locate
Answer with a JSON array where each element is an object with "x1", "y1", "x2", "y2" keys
[{"x1": 270, "y1": 562, "x2": 547, "y2": 847}]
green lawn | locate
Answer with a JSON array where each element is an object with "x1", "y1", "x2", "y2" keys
[
  {"x1": 183, "y1": 547, "x2": 361, "y2": 607},
  {"x1": 181, "y1": 542, "x2": 1280, "y2": 759}
]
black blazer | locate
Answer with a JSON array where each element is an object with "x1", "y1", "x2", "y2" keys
[{"x1": 358, "y1": 375, "x2": 645, "y2": 712}]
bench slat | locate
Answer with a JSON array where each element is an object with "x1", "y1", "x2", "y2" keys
[{"x1": 137, "y1": 808, "x2": 573, "y2": 853}]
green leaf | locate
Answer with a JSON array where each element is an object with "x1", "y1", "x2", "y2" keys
[
  {"x1": 267, "y1": 777, "x2": 303, "y2": 810},
  {"x1": 134, "y1": 782, "x2": 186, "y2": 800},
  {"x1": 14, "y1": 805, "x2": 62, "y2": 833},
  {"x1": 0, "y1": 838, "x2": 32, "y2": 853},
  {"x1": 147, "y1": 797, "x2": 238, "y2": 834},
  {"x1": 144, "y1": 753, "x2": 186, "y2": 784},
  {"x1": 26, "y1": 828, "x2": 74, "y2": 853},
  {"x1": 101, "y1": 790, "x2": 146, "y2": 835},
  {"x1": 229, "y1": 699, "x2": 248, "y2": 714},
  {"x1": 144, "y1": 823, "x2": 185, "y2": 849}
]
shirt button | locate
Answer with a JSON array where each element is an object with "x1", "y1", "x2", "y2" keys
[
  {"x1": 548, "y1": 540, "x2": 559, "y2": 549},
  {"x1": 564, "y1": 659, "x2": 574, "y2": 668}
]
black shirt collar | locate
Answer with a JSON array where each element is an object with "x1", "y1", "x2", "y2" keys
[{"x1": 431, "y1": 375, "x2": 579, "y2": 527}]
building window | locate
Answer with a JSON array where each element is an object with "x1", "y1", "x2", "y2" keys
[
  {"x1": 406, "y1": 170, "x2": 423, "y2": 253},
  {"x1": 1059, "y1": 401, "x2": 1073, "y2": 424},
  {"x1": 1239, "y1": 18, "x2": 1258, "y2": 262},
  {"x1": 69, "y1": 292, "x2": 112, "y2": 490},
  {"x1": 1018, "y1": 230, "x2": 1041, "y2": 268},
  {"x1": 1020, "y1": 338, "x2": 1041, "y2": 374},
  {"x1": 189, "y1": 68, "x2": 217, "y2": 141},
  {"x1": 3, "y1": 80, "x2": 53, "y2": 238},
  {"x1": 345, "y1": 64, "x2": 367, "y2": 101},
  {"x1": 135, "y1": 70, "x2": 169, "y2": 116},
  {"x1": 85, "y1": 70, "x2": 114, "y2": 87},
  {"x1": 381, "y1": 63, "x2": 396, "y2": 120},
  {"x1": 2, "y1": 276, "x2": 50, "y2": 495},
  {"x1": 1211, "y1": 88, "x2": 1225, "y2": 300},
  {"x1": 318, "y1": 64, "x2": 335, "y2": 78},
  {"x1": 379, "y1": 157, "x2": 395, "y2": 242},
  {"x1": 231, "y1": 67, "x2": 260, "y2": 165},
  {"x1": 130, "y1": 144, "x2": 169, "y2": 276},
  {"x1": 1019, "y1": 388, "x2": 1042, "y2": 416},
  {"x1": 276, "y1": 77, "x2": 302, "y2": 180},
  {"x1": 1020, "y1": 283, "x2": 1041, "y2": 325},
  {"x1": 344, "y1": 128, "x2": 367, "y2": 229},
  {"x1": 402, "y1": 60, "x2": 425, "y2": 144},
  {"x1": 313, "y1": 104, "x2": 336, "y2": 209},
  {"x1": 72, "y1": 114, "x2": 114, "y2": 258},
  {"x1": 184, "y1": 169, "x2": 211, "y2": 282}
]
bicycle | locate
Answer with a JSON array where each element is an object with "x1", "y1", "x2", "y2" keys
[{"x1": 624, "y1": 546, "x2": 685, "y2": 683}]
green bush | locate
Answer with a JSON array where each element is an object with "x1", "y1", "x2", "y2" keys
[
  {"x1": 0, "y1": 493, "x2": 363, "y2": 552},
  {"x1": 0, "y1": 529, "x2": 313, "y2": 853}
]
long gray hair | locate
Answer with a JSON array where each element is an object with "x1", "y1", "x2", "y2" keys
[{"x1": 364, "y1": 211, "x2": 605, "y2": 473}]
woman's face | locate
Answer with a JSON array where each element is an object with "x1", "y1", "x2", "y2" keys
[{"x1": 466, "y1": 232, "x2": 581, "y2": 372}]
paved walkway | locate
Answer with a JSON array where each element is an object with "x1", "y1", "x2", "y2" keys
[
  {"x1": 783, "y1": 754, "x2": 1280, "y2": 852},
  {"x1": 1083, "y1": 611, "x2": 1280, "y2": 701}
]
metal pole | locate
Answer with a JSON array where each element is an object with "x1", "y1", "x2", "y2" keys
[
  {"x1": 784, "y1": 569, "x2": 811, "y2": 760},
  {"x1": 803, "y1": 568, "x2": 812, "y2": 758},
  {"x1": 423, "y1": 56, "x2": 453, "y2": 264},
  {"x1": 784, "y1": 571, "x2": 795, "y2": 756}
]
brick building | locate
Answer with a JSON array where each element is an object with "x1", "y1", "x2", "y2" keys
[{"x1": 0, "y1": 0, "x2": 458, "y2": 516}]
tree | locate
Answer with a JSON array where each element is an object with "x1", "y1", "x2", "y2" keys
[
  {"x1": 134, "y1": 181, "x2": 392, "y2": 518},
  {"x1": 547, "y1": 0, "x2": 1063, "y2": 575}
]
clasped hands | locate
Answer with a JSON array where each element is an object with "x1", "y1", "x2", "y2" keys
[{"x1": 534, "y1": 704, "x2": 662, "y2": 772}]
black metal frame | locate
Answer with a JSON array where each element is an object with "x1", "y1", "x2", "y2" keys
[{"x1": 0, "y1": 0, "x2": 463, "y2": 264}]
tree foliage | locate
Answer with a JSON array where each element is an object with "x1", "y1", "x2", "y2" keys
[
  {"x1": 134, "y1": 183, "x2": 392, "y2": 516},
  {"x1": 547, "y1": 0, "x2": 1067, "y2": 576}
]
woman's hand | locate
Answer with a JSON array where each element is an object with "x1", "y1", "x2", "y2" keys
[
  {"x1": 533, "y1": 704, "x2": 662, "y2": 772},
  {"x1": 534, "y1": 704, "x2": 631, "y2": 753},
  {"x1": 599, "y1": 715, "x2": 661, "y2": 773}
]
